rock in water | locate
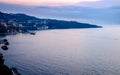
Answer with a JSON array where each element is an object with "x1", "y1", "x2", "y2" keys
[
  {"x1": 5, "y1": 42, "x2": 9, "y2": 45},
  {"x1": 1, "y1": 45, "x2": 8, "y2": 50}
]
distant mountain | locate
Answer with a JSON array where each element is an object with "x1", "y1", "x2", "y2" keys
[{"x1": 0, "y1": 11, "x2": 102, "y2": 33}]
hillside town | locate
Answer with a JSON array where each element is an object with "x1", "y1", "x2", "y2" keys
[{"x1": 0, "y1": 11, "x2": 101, "y2": 34}]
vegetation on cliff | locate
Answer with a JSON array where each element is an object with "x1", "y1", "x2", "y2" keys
[
  {"x1": 0, "y1": 53, "x2": 12, "y2": 75},
  {"x1": 0, "y1": 39, "x2": 12, "y2": 75}
]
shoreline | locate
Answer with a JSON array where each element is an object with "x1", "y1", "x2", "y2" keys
[{"x1": 0, "y1": 39, "x2": 20, "y2": 75}]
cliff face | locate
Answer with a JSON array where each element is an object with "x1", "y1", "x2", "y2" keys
[
  {"x1": 0, "y1": 53, "x2": 12, "y2": 75},
  {"x1": 0, "y1": 11, "x2": 102, "y2": 33},
  {"x1": 0, "y1": 39, "x2": 12, "y2": 75}
]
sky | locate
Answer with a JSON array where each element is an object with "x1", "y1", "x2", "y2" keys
[
  {"x1": 0, "y1": 0, "x2": 101, "y2": 6},
  {"x1": 0, "y1": 0, "x2": 120, "y2": 25}
]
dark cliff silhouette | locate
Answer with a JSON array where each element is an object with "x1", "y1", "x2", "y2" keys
[{"x1": 0, "y1": 40, "x2": 12, "y2": 75}]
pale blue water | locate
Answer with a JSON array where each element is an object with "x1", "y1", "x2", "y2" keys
[{"x1": 1, "y1": 26, "x2": 120, "y2": 75}]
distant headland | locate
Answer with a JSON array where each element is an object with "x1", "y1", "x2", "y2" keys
[{"x1": 0, "y1": 11, "x2": 102, "y2": 33}]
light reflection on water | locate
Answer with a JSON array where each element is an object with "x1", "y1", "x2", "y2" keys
[{"x1": 1, "y1": 27, "x2": 120, "y2": 75}]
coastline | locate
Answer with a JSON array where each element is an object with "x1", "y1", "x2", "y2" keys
[
  {"x1": 0, "y1": 53, "x2": 12, "y2": 75},
  {"x1": 0, "y1": 39, "x2": 15, "y2": 75}
]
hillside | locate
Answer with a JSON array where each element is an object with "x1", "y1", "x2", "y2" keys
[{"x1": 0, "y1": 11, "x2": 102, "y2": 33}]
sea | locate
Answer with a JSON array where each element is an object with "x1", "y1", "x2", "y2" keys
[{"x1": 0, "y1": 25, "x2": 120, "y2": 75}]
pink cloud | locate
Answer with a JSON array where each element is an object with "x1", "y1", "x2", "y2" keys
[{"x1": 0, "y1": 0, "x2": 101, "y2": 6}]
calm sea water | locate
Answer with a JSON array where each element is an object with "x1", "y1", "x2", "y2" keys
[{"x1": 1, "y1": 26, "x2": 120, "y2": 75}]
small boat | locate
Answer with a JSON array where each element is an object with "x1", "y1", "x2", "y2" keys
[
  {"x1": 30, "y1": 32, "x2": 36, "y2": 35},
  {"x1": 11, "y1": 67, "x2": 21, "y2": 75},
  {"x1": 27, "y1": 31, "x2": 36, "y2": 35}
]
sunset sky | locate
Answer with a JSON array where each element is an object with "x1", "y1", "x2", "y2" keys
[
  {"x1": 0, "y1": 0, "x2": 101, "y2": 6},
  {"x1": 0, "y1": 0, "x2": 120, "y2": 25}
]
